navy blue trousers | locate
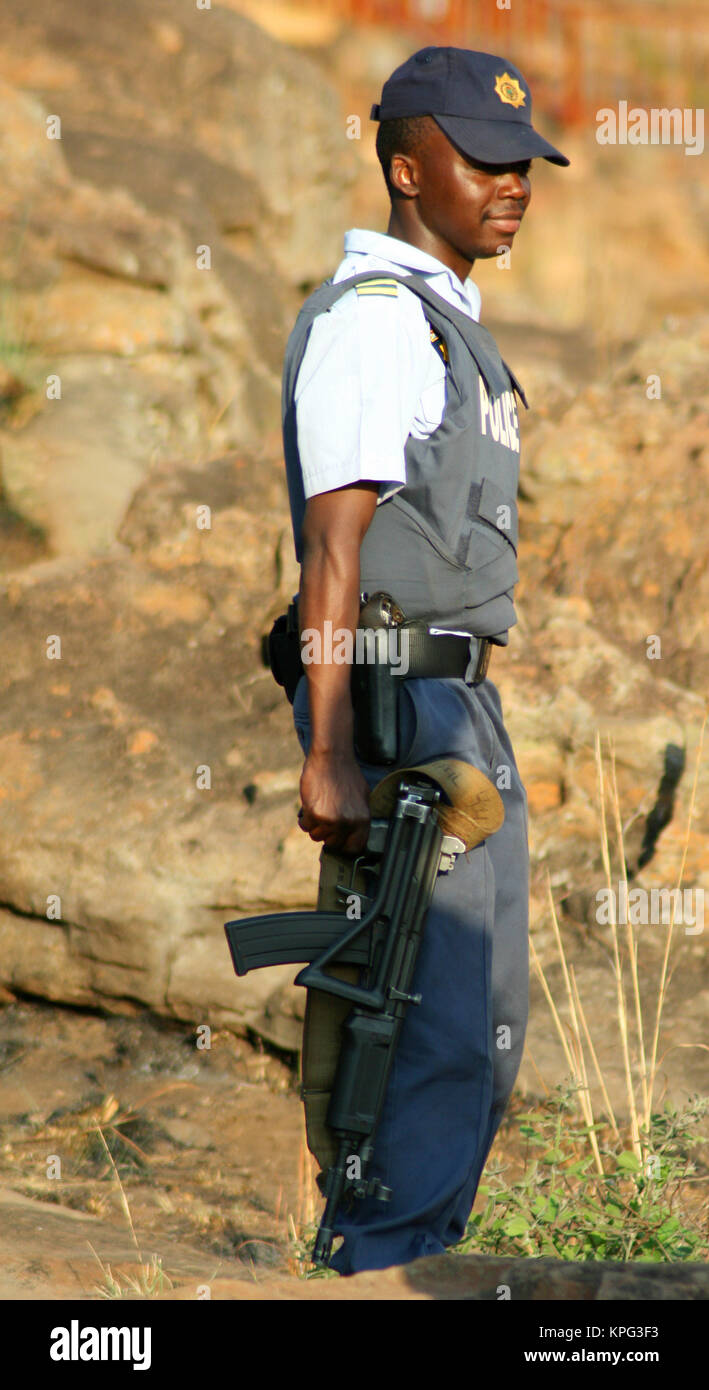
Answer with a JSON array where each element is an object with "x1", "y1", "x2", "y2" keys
[{"x1": 292, "y1": 674, "x2": 529, "y2": 1274}]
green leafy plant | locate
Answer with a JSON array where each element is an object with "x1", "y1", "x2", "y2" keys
[
  {"x1": 457, "y1": 1085, "x2": 708, "y2": 1261},
  {"x1": 286, "y1": 1215, "x2": 339, "y2": 1280}
]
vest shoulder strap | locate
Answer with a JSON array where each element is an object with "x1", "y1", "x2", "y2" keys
[{"x1": 298, "y1": 270, "x2": 527, "y2": 406}]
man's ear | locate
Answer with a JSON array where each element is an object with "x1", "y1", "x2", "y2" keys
[{"x1": 389, "y1": 152, "x2": 419, "y2": 199}]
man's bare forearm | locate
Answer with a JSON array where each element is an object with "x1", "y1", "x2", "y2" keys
[
  {"x1": 299, "y1": 483, "x2": 379, "y2": 755},
  {"x1": 296, "y1": 483, "x2": 378, "y2": 851},
  {"x1": 300, "y1": 537, "x2": 359, "y2": 756}
]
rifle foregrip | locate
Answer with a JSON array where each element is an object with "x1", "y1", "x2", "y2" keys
[{"x1": 224, "y1": 910, "x2": 371, "y2": 975}]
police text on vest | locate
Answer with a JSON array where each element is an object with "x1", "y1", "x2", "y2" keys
[{"x1": 478, "y1": 379, "x2": 519, "y2": 452}]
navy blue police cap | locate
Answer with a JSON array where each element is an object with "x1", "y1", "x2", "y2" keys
[{"x1": 370, "y1": 47, "x2": 570, "y2": 167}]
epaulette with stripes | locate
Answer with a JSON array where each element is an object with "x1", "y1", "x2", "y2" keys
[{"x1": 354, "y1": 276, "x2": 399, "y2": 298}]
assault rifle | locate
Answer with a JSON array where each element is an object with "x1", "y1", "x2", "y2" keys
[{"x1": 224, "y1": 773, "x2": 467, "y2": 1267}]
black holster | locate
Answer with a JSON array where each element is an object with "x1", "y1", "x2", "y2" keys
[
  {"x1": 263, "y1": 594, "x2": 405, "y2": 765},
  {"x1": 262, "y1": 600, "x2": 303, "y2": 705},
  {"x1": 350, "y1": 630, "x2": 405, "y2": 767}
]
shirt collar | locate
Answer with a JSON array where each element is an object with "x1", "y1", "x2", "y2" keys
[{"x1": 343, "y1": 227, "x2": 481, "y2": 319}]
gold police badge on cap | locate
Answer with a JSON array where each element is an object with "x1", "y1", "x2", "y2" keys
[{"x1": 494, "y1": 72, "x2": 526, "y2": 108}]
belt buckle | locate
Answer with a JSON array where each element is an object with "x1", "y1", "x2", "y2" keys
[{"x1": 472, "y1": 638, "x2": 491, "y2": 686}]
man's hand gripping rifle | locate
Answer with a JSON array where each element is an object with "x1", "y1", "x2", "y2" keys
[{"x1": 224, "y1": 760, "x2": 503, "y2": 1268}]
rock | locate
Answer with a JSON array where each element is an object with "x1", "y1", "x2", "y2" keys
[
  {"x1": 0, "y1": 79, "x2": 71, "y2": 206},
  {"x1": 513, "y1": 739, "x2": 565, "y2": 813},
  {"x1": 519, "y1": 316, "x2": 709, "y2": 695},
  {"x1": 1, "y1": 358, "x2": 188, "y2": 555},
  {"x1": 403, "y1": 1252, "x2": 709, "y2": 1300},
  {"x1": 250, "y1": 979, "x2": 307, "y2": 1054},
  {"x1": 0, "y1": 454, "x2": 314, "y2": 1041},
  {"x1": 0, "y1": 0, "x2": 356, "y2": 557},
  {"x1": 1, "y1": 0, "x2": 355, "y2": 285}
]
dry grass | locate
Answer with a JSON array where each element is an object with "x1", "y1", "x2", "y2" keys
[
  {"x1": 530, "y1": 713, "x2": 709, "y2": 1176},
  {"x1": 88, "y1": 1124, "x2": 173, "y2": 1299},
  {"x1": 284, "y1": 1110, "x2": 333, "y2": 1278}
]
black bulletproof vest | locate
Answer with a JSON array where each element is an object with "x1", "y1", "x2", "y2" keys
[{"x1": 282, "y1": 269, "x2": 528, "y2": 644}]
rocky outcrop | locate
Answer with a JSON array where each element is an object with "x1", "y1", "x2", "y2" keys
[
  {"x1": 0, "y1": 0, "x2": 354, "y2": 555},
  {"x1": 518, "y1": 316, "x2": 709, "y2": 694},
  {"x1": 0, "y1": 452, "x2": 314, "y2": 1036},
  {"x1": 0, "y1": 0, "x2": 352, "y2": 286}
]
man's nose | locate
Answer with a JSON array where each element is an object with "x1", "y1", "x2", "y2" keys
[{"x1": 498, "y1": 171, "x2": 530, "y2": 201}]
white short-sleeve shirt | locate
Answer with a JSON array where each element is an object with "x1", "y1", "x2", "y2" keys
[{"x1": 294, "y1": 229, "x2": 481, "y2": 505}]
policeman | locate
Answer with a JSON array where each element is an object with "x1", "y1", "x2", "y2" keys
[{"x1": 282, "y1": 47, "x2": 569, "y2": 1274}]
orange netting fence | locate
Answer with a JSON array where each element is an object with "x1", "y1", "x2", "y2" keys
[{"x1": 310, "y1": 0, "x2": 708, "y2": 128}]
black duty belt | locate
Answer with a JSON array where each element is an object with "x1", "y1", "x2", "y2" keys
[
  {"x1": 263, "y1": 600, "x2": 495, "y2": 707},
  {"x1": 397, "y1": 628, "x2": 492, "y2": 685}
]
